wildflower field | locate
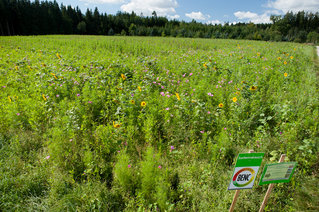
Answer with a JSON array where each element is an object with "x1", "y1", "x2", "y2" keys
[{"x1": 0, "y1": 35, "x2": 318, "y2": 211}]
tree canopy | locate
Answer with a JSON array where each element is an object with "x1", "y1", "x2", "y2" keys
[{"x1": 1, "y1": 0, "x2": 318, "y2": 43}]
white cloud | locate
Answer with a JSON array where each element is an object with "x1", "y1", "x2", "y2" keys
[
  {"x1": 168, "y1": 14, "x2": 180, "y2": 19},
  {"x1": 207, "y1": 20, "x2": 222, "y2": 25},
  {"x1": 234, "y1": 11, "x2": 271, "y2": 24},
  {"x1": 234, "y1": 11, "x2": 258, "y2": 19},
  {"x1": 185, "y1": 11, "x2": 210, "y2": 21},
  {"x1": 80, "y1": 0, "x2": 125, "y2": 4},
  {"x1": 264, "y1": 10, "x2": 282, "y2": 16},
  {"x1": 267, "y1": 0, "x2": 319, "y2": 13},
  {"x1": 121, "y1": 0, "x2": 178, "y2": 17}
]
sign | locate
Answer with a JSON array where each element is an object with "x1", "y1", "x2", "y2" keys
[
  {"x1": 259, "y1": 162, "x2": 297, "y2": 185},
  {"x1": 228, "y1": 153, "x2": 264, "y2": 190}
]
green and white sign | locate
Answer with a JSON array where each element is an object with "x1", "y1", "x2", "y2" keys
[
  {"x1": 259, "y1": 162, "x2": 297, "y2": 185},
  {"x1": 228, "y1": 153, "x2": 265, "y2": 190}
]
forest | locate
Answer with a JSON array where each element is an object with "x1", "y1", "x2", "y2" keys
[{"x1": 1, "y1": 0, "x2": 319, "y2": 43}]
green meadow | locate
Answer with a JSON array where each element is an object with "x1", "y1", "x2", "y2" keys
[{"x1": 0, "y1": 35, "x2": 318, "y2": 211}]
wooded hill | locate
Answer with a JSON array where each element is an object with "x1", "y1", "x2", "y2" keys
[{"x1": 1, "y1": 0, "x2": 319, "y2": 43}]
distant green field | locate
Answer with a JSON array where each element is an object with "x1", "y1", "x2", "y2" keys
[{"x1": 0, "y1": 36, "x2": 318, "y2": 211}]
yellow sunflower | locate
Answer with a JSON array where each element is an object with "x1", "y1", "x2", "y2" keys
[
  {"x1": 121, "y1": 74, "x2": 126, "y2": 80},
  {"x1": 284, "y1": 72, "x2": 288, "y2": 77},
  {"x1": 250, "y1": 86, "x2": 257, "y2": 91},
  {"x1": 130, "y1": 100, "x2": 135, "y2": 104},
  {"x1": 141, "y1": 101, "x2": 147, "y2": 107},
  {"x1": 176, "y1": 93, "x2": 180, "y2": 101},
  {"x1": 113, "y1": 121, "x2": 121, "y2": 128},
  {"x1": 232, "y1": 97, "x2": 237, "y2": 102},
  {"x1": 218, "y1": 103, "x2": 224, "y2": 108}
]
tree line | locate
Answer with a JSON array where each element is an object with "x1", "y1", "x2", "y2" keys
[{"x1": 1, "y1": 0, "x2": 319, "y2": 43}]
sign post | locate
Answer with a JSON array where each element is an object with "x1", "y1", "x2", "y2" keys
[
  {"x1": 229, "y1": 150, "x2": 264, "y2": 212},
  {"x1": 259, "y1": 155, "x2": 297, "y2": 212},
  {"x1": 258, "y1": 154, "x2": 285, "y2": 212}
]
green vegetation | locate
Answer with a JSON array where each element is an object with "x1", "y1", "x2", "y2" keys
[
  {"x1": 0, "y1": 36, "x2": 318, "y2": 211},
  {"x1": 1, "y1": 0, "x2": 319, "y2": 44}
]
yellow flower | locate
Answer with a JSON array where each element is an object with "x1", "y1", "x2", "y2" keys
[
  {"x1": 8, "y1": 96, "x2": 12, "y2": 103},
  {"x1": 50, "y1": 73, "x2": 58, "y2": 79},
  {"x1": 290, "y1": 56, "x2": 293, "y2": 59},
  {"x1": 284, "y1": 72, "x2": 288, "y2": 77},
  {"x1": 176, "y1": 93, "x2": 180, "y2": 101},
  {"x1": 203, "y1": 63, "x2": 208, "y2": 68},
  {"x1": 121, "y1": 74, "x2": 126, "y2": 80},
  {"x1": 15, "y1": 66, "x2": 19, "y2": 70},
  {"x1": 27, "y1": 65, "x2": 32, "y2": 70},
  {"x1": 277, "y1": 57, "x2": 281, "y2": 60},
  {"x1": 113, "y1": 121, "x2": 121, "y2": 128},
  {"x1": 41, "y1": 63, "x2": 46, "y2": 67},
  {"x1": 232, "y1": 97, "x2": 237, "y2": 102},
  {"x1": 138, "y1": 86, "x2": 142, "y2": 92},
  {"x1": 286, "y1": 53, "x2": 289, "y2": 56},
  {"x1": 141, "y1": 101, "x2": 146, "y2": 107},
  {"x1": 257, "y1": 52, "x2": 260, "y2": 56},
  {"x1": 284, "y1": 61, "x2": 287, "y2": 65},
  {"x1": 42, "y1": 94, "x2": 47, "y2": 101},
  {"x1": 56, "y1": 53, "x2": 61, "y2": 59},
  {"x1": 250, "y1": 86, "x2": 257, "y2": 91},
  {"x1": 218, "y1": 103, "x2": 224, "y2": 108},
  {"x1": 130, "y1": 100, "x2": 135, "y2": 104}
]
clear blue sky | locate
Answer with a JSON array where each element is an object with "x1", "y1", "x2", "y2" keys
[{"x1": 54, "y1": 0, "x2": 319, "y2": 24}]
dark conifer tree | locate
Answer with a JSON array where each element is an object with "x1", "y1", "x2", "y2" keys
[{"x1": 0, "y1": 0, "x2": 318, "y2": 43}]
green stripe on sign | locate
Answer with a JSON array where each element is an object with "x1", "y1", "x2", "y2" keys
[{"x1": 235, "y1": 153, "x2": 265, "y2": 167}]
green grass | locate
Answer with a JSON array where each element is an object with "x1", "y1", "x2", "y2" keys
[{"x1": 0, "y1": 35, "x2": 318, "y2": 211}]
